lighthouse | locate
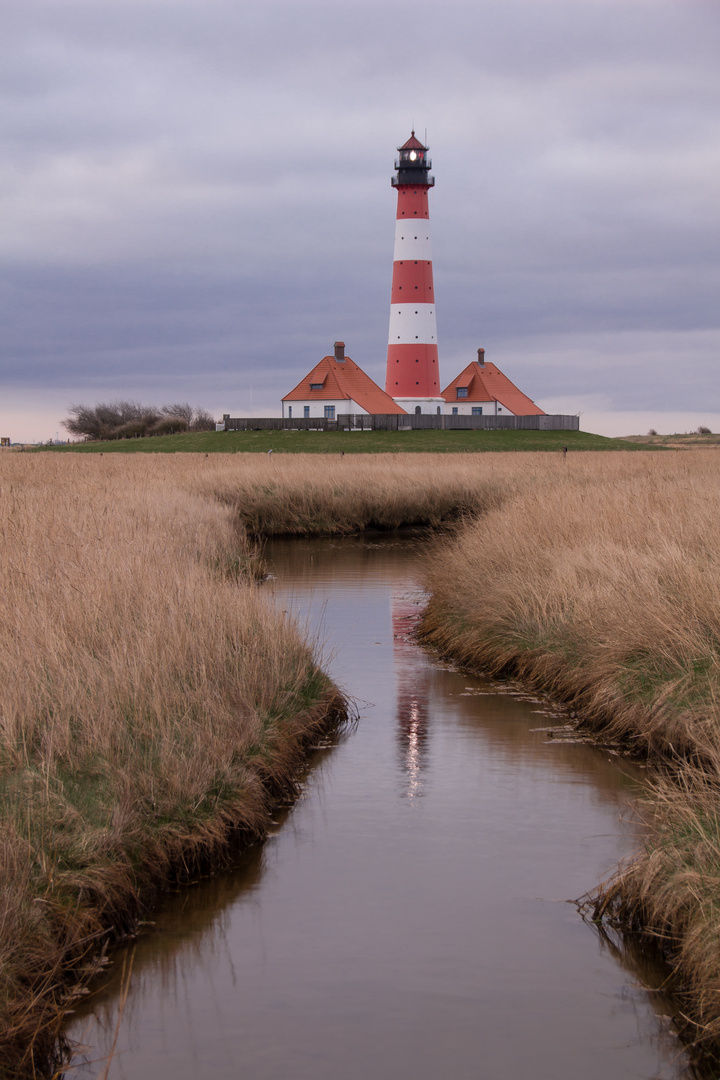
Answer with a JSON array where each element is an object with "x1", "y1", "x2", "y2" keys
[{"x1": 385, "y1": 132, "x2": 444, "y2": 415}]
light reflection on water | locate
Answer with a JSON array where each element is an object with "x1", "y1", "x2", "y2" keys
[{"x1": 62, "y1": 532, "x2": 699, "y2": 1080}]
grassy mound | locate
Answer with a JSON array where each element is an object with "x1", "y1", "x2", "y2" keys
[{"x1": 38, "y1": 428, "x2": 646, "y2": 454}]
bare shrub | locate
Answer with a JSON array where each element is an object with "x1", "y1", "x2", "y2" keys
[
  {"x1": 161, "y1": 402, "x2": 195, "y2": 425},
  {"x1": 190, "y1": 407, "x2": 215, "y2": 431},
  {"x1": 63, "y1": 402, "x2": 214, "y2": 441},
  {"x1": 160, "y1": 404, "x2": 215, "y2": 431},
  {"x1": 150, "y1": 415, "x2": 189, "y2": 435}
]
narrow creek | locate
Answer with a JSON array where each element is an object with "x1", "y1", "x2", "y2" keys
[{"x1": 63, "y1": 532, "x2": 697, "y2": 1079}]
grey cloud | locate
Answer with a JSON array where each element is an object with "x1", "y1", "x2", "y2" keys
[{"x1": 1, "y1": 0, "x2": 719, "y2": 425}]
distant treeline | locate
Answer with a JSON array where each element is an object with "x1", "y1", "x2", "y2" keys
[{"x1": 63, "y1": 401, "x2": 216, "y2": 441}]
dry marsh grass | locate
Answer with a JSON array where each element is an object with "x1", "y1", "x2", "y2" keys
[
  {"x1": 418, "y1": 449, "x2": 720, "y2": 1060},
  {"x1": 0, "y1": 449, "x2": 526, "y2": 1074},
  {"x1": 0, "y1": 455, "x2": 349, "y2": 1075},
  {"x1": 7, "y1": 449, "x2": 720, "y2": 1069},
  {"x1": 420, "y1": 451, "x2": 720, "y2": 759},
  {"x1": 182, "y1": 451, "x2": 514, "y2": 533}
]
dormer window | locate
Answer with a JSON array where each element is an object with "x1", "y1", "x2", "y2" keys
[
  {"x1": 310, "y1": 383, "x2": 323, "y2": 390},
  {"x1": 456, "y1": 387, "x2": 468, "y2": 398}
]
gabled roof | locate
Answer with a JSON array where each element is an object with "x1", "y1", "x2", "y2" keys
[
  {"x1": 283, "y1": 353, "x2": 408, "y2": 414},
  {"x1": 441, "y1": 361, "x2": 545, "y2": 415},
  {"x1": 398, "y1": 131, "x2": 428, "y2": 151}
]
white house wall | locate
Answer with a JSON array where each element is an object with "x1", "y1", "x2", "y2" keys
[
  {"x1": 283, "y1": 399, "x2": 364, "y2": 418},
  {"x1": 444, "y1": 400, "x2": 514, "y2": 416}
]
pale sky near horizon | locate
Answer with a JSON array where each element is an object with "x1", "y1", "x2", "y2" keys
[{"x1": 1, "y1": 0, "x2": 719, "y2": 443}]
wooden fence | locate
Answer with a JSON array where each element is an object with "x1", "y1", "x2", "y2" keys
[{"x1": 222, "y1": 414, "x2": 579, "y2": 432}]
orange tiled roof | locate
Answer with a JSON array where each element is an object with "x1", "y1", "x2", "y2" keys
[
  {"x1": 283, "y1": 354, "x2": 408, "y2": 414},
  {"x1": 441, "y1": 361, "x2": 545, "y2": 415}
]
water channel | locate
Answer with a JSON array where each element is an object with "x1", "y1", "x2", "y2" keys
[{"x1": 63, "y1": 532, "x2": 697, "y2": 1079}]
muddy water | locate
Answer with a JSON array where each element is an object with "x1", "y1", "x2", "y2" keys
[{"x1": 63, "y1": 532, "x2": 696, "y2": 1079}]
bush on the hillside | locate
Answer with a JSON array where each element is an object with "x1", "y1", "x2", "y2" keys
[
  {"x1": 158, "y1": 404, "x2": 214, "y2": 432},
  {"x1": 697, "y1": 425, "x2": 712, "y2": 435},
  {"x1": 150, "y1": 417, "x2": 189, "y2": 436},
  {"x1": 189, "y1": 408, "x2": 215, "y2": 432},
  {"x1": 64, "y1": 401, "x2": 215, "y2": 441},
  {"x1": 115, "y1": 420, "x2": 152, "y2": 440}
]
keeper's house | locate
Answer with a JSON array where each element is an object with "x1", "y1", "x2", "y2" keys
[
  {"x1": 440, "y1": 349, "x2": 545, "y2": 417},
  {"x1": 282, "y1": 341, "x2": 407, "y2": 419}
]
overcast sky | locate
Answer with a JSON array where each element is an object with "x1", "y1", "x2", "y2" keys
[{"x1": 1, "y1": 0, "x2": 719, "y2": 441}]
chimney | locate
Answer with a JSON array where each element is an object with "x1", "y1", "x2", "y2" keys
[
  {"x1": 477, "y1": 347, "x2": 485, "y2": 367},
  {"x1": 334, "y1": 341, "x2": 345, "y2": 361}
]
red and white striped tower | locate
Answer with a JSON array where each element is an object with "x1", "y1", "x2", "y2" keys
[{"x1": 385, "y1": 132, "x2": 444, "y2": 414}]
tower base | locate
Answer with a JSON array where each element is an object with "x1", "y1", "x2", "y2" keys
[{"x1": 393, "y1": 396, "x2": 446, "y2": 416}]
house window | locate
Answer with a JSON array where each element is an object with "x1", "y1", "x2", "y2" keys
[
  {"x1": 471, "y1": 407, "x2": 482, "y2": 415},
  {"x1": 456, "y1": 387, "x2": 468, "y2": 398},
  {"x1": 303, "y1": 406, "x2": 310, "y2": 418},
  {"x1": 452, "y1": 407, "x2": 458, "y2": 415},
  {"x1": 324, "y1": 405, "x2": 335, "y2": 419},
  {"x1": 288, "y1": 406, "x2": 292, "y2": 418},
  {"x1": 310, "y1": 383, "x2": 323, "y2": 390}
]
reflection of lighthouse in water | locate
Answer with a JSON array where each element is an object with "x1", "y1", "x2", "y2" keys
[{"x1": 392, "y1": 591, "x2": 432, "y2": 798}]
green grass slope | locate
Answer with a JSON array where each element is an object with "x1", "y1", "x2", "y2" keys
[{"x1": 40, "y1": 428, "x2": 651, "y2": 454}]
